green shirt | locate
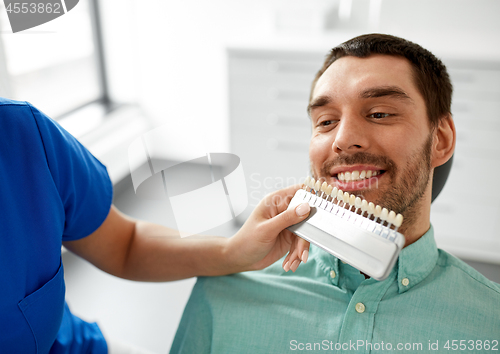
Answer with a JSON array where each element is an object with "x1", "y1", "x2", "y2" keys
[{"x1": 171, "y1": 226, "x2": 500, "y2": 353}]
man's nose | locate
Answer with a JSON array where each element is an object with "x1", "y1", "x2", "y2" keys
[{"x1": 332, "y1": 114, "x2": 369, "y2": 153}]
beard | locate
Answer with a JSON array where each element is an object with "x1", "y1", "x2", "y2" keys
[{"x1": 311, "y1": 134, "x2": 433, "y2": 234}]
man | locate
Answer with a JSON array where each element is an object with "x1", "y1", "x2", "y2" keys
[
  {"x1": 170, "y1": 34, "x2": 500, "y2": 353},
  {"x1": 0, "y1": 97, "x2": 312, "y2": 353}
]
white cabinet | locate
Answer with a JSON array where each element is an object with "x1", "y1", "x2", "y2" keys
[
  {"x1": 432, "y1": 61, "x2": 500, "y2": 263},
  {"x1": 228, "y1": 49, "x2": 323, "y2": 221}
]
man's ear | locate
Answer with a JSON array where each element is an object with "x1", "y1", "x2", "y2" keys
[{"x1": 431, "y1": 114, "x2": 456, "y2": 168}]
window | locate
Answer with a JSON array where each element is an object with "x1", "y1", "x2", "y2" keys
[{"x1": 0, "y1": 0, "x2": 108, "y2": 121}]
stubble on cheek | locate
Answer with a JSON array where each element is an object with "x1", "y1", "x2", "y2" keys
[{"x1": 380, "y1": 134, "x2": 433, "y2": 232}]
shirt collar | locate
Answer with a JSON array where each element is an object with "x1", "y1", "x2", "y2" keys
[
  {"x1": 396, "y1": 224, "x2": 438, "y2": 293},
  {"x1": 312, "y1": 246, "x2": 340, "y2": 287},
  {"x1": 312, "y1": 224, "x2": 438, "y2": 292}
]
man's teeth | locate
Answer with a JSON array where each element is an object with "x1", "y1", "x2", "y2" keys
[{"x1": 338, "y1": 170, "x2": 380, "y2": 182}]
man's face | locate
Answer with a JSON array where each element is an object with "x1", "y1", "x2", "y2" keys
[{"x1": 308, "y1": 55, "x2": 434, "y2": 225}]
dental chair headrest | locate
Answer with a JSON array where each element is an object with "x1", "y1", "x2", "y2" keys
[{"x1": 431, "y1": 155, "x2": 453, "y2": 203}]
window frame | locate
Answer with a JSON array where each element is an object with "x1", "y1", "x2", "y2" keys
[{"x1": 0, "y1": 0, "x2": 118, "y2": 123}]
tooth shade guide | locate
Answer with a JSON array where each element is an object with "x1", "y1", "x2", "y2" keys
[
  {"x1": 287, "y1": 188, "x2": 405, "y2": 280},
  {"x1": 368, "y1": 202, "x2": 375, "y2": 215},
  {"x1": 300, "y1": 177, "x2": 404, "y2": 231},
  {"x1": 380, "y1": 208, "x2": 388, "y2": 221},
  {"x1": 313, "y1": 180, "x2": 320, "y2": 193},
  {"x1": 394, "y1": 214, "x2": 404, "y2": 228},
  {"x1": 336, "y1": 189, "x2": 343, "y2": 205},
  {"x1": 325, "y1": 184, "x2": 333, "y2": 200},
  {"x1": 303, "y1": 176, "x2": 311, "y2": 190},
  {"x1": 360, "y1": 200, "x2": 368, "y2": 215},
  {"x1": 347, "y1": 194, "x2": 355, "y2": 207},
  {"x1": 387, "y1": 211, "x2": 396, "y2": 225},
  {"x1": 305, "y1": 177, "x2": 313, "y2": 192}
]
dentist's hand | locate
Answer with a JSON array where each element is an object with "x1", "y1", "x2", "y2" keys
[{"x1": 226, "y1": 184, "x2": 311, "y2": 272}]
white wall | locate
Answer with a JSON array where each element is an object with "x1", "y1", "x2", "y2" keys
[
  {"x1": 99, "y1": 0, "x2": 500, "y2": 157},
  {"x1": 100, "y1": 0, "x2": 277, "y2": 153}
]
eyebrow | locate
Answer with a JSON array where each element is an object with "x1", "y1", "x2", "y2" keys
[
  {"x1": 307, "y1": 96, "x2": 331, "y2": 116},
  {"x1": 359, "y1": 86, "x2": 414, "y2": 102},
  {"x1": 307, "y1": 85, "x2": 414, "y2": 116}
]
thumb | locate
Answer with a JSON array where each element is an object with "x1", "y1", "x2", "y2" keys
[{"x1": 268, "y1": 202, "x2": 311, "y2": 234}]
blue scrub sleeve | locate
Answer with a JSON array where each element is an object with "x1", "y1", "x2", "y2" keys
[{"x1": 29, "y1": 102, "x2": 113, "y2": 240}]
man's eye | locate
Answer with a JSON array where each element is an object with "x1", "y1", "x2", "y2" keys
[
  {"x1": 320, "y1": 120, "x2": 335, "y2": 126},
  {"x1": 369, "y1": 112, "x2": 390, "y2": 119}
]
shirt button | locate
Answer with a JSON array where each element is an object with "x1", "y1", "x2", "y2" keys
[
  {"x1": 402, "y1": 278, "x2": 410, "y2": 286},
  {"x1": 330, "y1": 270, "x2": 336, "y2": 279},
  {"x1": 355, "y1": 302, "x2": 365, "y2": 313}
]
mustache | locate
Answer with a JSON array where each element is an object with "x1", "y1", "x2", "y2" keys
[{"x1": 320, "y1": 152, "x2": 397, "y2": 177}]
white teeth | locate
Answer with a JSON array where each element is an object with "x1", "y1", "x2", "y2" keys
[{"x1": 336, "y1": 169, "x2": 381, "y2": 182}]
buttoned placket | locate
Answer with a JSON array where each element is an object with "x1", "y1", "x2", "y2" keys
[
  {"x1": 335, "y1": 266, "x2": 398, "y2": 354},
  {"x1": 313, "y1": 226, "x2": 438, "y2": 354}
]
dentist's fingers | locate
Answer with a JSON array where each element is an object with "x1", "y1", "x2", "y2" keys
[
  {"x1": 289, "y1": 259, "x2": 301, "y2": 272},
  {"x1": 282, "y1": 235, "x2": 311, "y2": 272},
  {"x1": 282, "y1": 234, "x2": 297, "y2": 271},
  {"x1": 265, "y1": 202, "x2": 310, "y2": 238},
  {"x1": 282, "y1": 235, "x2": 309, "y2": 272},
  {"x1": 297, "y1": 238, "x2": 310, "y2": 264}
]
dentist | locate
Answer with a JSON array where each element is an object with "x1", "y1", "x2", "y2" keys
[{"x1": 0, "y1": 97, "x2": 311, "y2": 354}]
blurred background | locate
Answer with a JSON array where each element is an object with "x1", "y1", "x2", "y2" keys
[{"x1": 1, "y1": 0, "x2": 499, "y2": 352}]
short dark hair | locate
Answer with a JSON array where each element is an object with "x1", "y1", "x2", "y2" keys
[{"x1": 310, "y1": 33, "x2": 453, "y2": 128}]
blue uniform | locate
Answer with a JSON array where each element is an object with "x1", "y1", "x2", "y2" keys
[{"x1": 0, "y1": 98, "x2": 113, "y2": 353}]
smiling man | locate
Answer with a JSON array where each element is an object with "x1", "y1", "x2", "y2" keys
[
  {"x1": 170, "y1": 34, "x2": 500, "y2": 354},
  {"x1": 307, "y1": 51, "x2": 448, "y2": 247}
]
